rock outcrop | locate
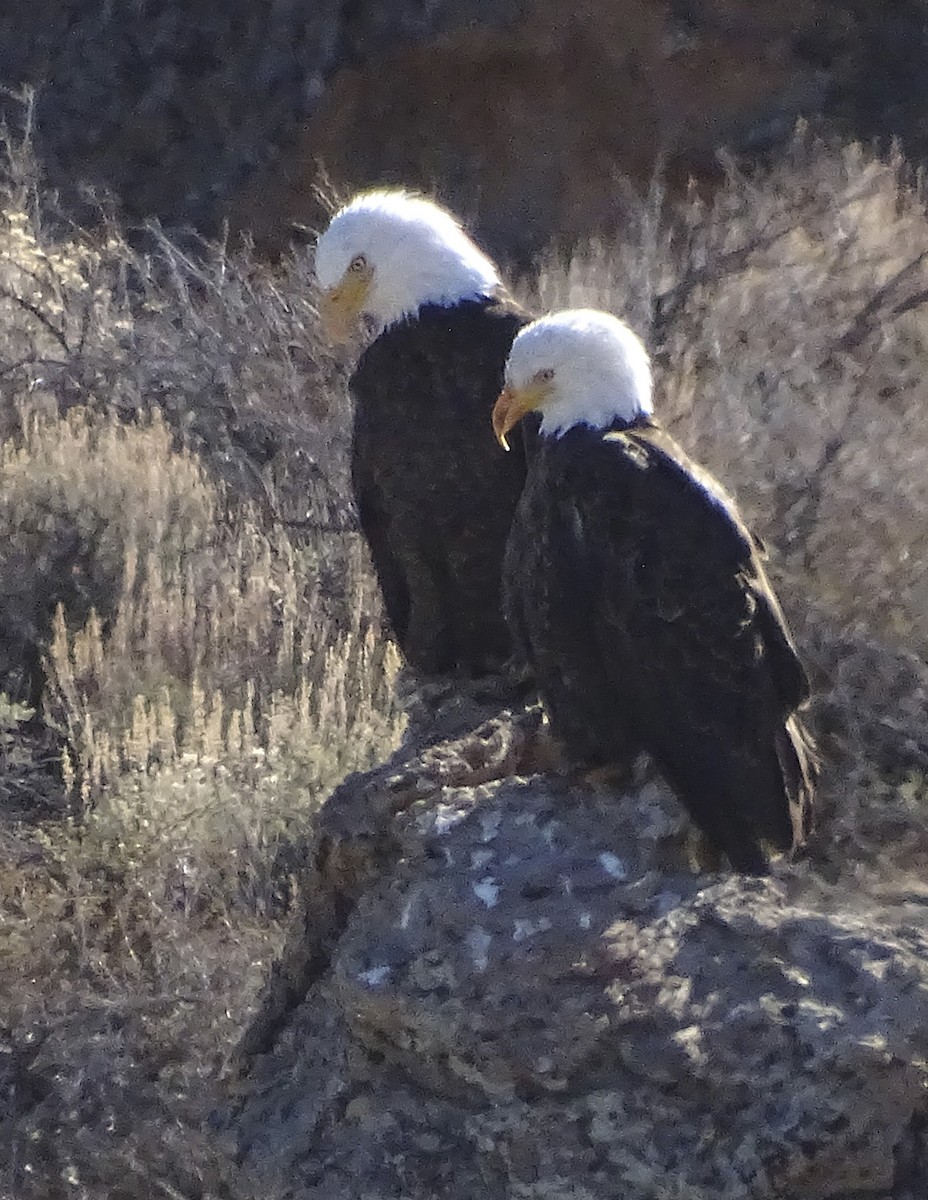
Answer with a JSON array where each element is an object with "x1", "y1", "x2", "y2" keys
[
  {"x1": 2, "y1": 3, "x2": 928, "y2": 257},
  {"x1": 229, "y1": 614, "x2": 928, "y2": 1200}
]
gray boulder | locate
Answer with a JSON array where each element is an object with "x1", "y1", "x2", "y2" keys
[{"x1": 230, "y1": 649, "x2": 928, "y2": 1199}]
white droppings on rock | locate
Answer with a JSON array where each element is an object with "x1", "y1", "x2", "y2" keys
[
  {"x1": 470, "y1": 849, "x2": 494, "y2": 870},
  {"x1": 579, "y1": 911, "x2": 592, "y2": 930},
  {"x1": 478, "y1": 811, "x2": 502, "y2": 842},
  {"x1": 430, "y1": 806, "x2": 468, "y2": 836},
  {"x1": 513, "y1": 917, "x2": 553, "y2": 942},
  {"x1": 467, "y1": 926, "x2": 493, "y2": 972},
  {"x1": 598, "y1": 852, "x2": 628, "y2": 880},
  {"x1": 658, "y1": 976, "x2": 693, "y2": 1016},
  {"x1": 540, "y1": 821, "x2": 559, "y2": 845},
  {"x1": 358, "y1": 965, "x2": 391, "y2": 988},
  {"x1": 862, "y1": 956, "x2": 892, "y2": 983},
  {"x1": 399, "y1": 893, "x2": 417, "y2": 930},
  {"x1": 797, "y1": 998, "x2": 845, "y2": 1031},
  {"x1": 783, "y1": 965, "x2": 812, "y2": 988},
  {"x1": 473, "y1": 878, "x2": 500, "y2": 908},
  {"x1": 673, "y1": 1024, "x2": 705, "y2": 1065}
]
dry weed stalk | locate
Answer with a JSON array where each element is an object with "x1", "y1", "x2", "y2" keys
[
  {"x1": 534, "y1": 136, "x2": 928, "y2": 652},
  {"x1": 4, "y1": 127, "x2": 928, "y2": 1199}
]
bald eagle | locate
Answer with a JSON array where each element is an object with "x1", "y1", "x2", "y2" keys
[
  {"x1": 492, "y1": 309, "x2": 816, "y2": 873},
  {"x1": 315, "y1": 191, "x2": 530, "y2": 677}
]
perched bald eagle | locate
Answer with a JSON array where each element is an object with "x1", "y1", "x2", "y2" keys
[
  {"x1": 492, "y1": 309, "x2": 816, "y2": 873},
  {"x1": 315, "y1": 191, "x2": 530, "y2": 677}
]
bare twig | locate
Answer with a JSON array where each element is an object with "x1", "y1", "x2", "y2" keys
[
  {"x1": 837, "y1": 251, "x2": 928, "y2": 352},
  {"x1": 0, "y1": 287, "x2": 69, "y2": 352}
]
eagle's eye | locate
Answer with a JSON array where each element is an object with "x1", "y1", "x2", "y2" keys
[
  {"x1": 348, "y1": 254, "x2": 368, "y2": 274},
  {"x1": 535, "y1": 367, "x2": 555, "y2": 384}
]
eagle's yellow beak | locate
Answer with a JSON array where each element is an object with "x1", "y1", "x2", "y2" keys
[
  {"x1": 319, "y1": 270, "x2": 373, "y2": 344},
  {"x1": 492, "y1": 383, "x2": 546, "y2": 451}
]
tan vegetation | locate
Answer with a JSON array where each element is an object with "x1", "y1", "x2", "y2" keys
[
  {"x1": 533, "y1": 137, "x2": 928, "y2": 650},
  {"x1": 3, "y1": 130, "x2": 928, "y2": 1196}
]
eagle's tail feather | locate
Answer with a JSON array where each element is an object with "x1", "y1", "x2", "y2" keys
[{"x1": 775, "y1": 714, "x2": 819, "y2": 850}]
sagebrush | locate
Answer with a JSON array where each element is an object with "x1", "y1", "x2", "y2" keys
[{"x1": 3, "y1": 129, "x2": 928, "y2": 1197}]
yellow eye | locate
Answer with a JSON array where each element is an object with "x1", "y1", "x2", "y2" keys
[
  {"x1": 535, "y1": 367, "x2": 555, "y2": 383},
  {"x1": 348, "y1": 254, "x2": 368, "y2": 274}
]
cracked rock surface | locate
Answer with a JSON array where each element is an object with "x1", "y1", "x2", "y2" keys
[{"x1": 230, "y1": 659, "x2": 928, "y2": 1199}]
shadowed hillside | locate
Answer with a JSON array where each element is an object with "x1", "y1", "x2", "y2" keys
[
  {"x1": 4, "y1": 130, "x2": 928, "y2": 1196},
  {"x1": 3, "y1": 3, "x2": 928, "y2": 257}
]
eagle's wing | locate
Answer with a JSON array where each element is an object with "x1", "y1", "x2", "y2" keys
[
  {"x1": 350, "y1": 430, "x2": 411, "y2": 645},
  {"x1": 619, "y1": 427, "x2": 810, "y2": 710},
  {"x1": 559, "y1": 425, "x2": 813, "y2": 867},
  {"x1": 747, "y1": 565, "x2": 811, "y2": 709},
  {"x1": 505, "y1": 454, "x2": 637, "y2": 767}
]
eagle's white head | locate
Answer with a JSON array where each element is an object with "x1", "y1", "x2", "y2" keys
[
  {"x1": 314, "y1": 190, "x2": 502, "y2": 341},
  {"x1": 493, "y1": 309, "x2": 654, "y2": 449}
]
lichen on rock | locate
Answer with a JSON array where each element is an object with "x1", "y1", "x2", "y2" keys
[{"x1": 229, "y1": 649, "x2": 928, "y2": 1200}]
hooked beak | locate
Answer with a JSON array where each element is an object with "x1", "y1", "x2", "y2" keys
[
  {"x1": 319, "y1": 272, "x2": 372, "y2": 344},
  {"x1": 492, "y1": 383, "x2": 545, "y2": 451}
]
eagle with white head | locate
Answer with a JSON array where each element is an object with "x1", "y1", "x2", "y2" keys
[
  {"x1": 493, "y1": 309, "x2": 817, "y2": 873},
  {"x1": 315, "y1": 190, "x2": 503, "y2": 339},
  {"x1": 314, "y1": 189, "x2": 531, "y2": 678}
]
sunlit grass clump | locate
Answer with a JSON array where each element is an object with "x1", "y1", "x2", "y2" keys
[{"x1": 5, "y1": 127, "x2": 928, "y2": 1196}]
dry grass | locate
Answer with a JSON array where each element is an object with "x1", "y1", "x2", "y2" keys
[
  {"x1": 532, "y1": 135, "x2": 928, "y2": 652},
  {"x1": 0, "y1": 132, "x2": 403, "y2": 1199},
  {"x1": 3, "y1": 126, "x2": 928, "y2": 1196}
]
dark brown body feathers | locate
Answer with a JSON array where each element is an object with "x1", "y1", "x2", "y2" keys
[
  {"x1": 351, "y1": 295, "x2": 529, "y2": 676},
  {"x1": 505, "y1": 418, "x2": 816, "y2": 872}
]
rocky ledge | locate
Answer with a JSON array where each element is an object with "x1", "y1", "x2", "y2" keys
[{"x1": 229, "y1": 619, "x2": 928, "y2": 1200}]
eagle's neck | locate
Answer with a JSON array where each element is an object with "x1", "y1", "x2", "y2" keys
[
  {"x1": 540, "y1": 398, "x2": 653, "y2": 439},
  {"x1": 541, "y1": 411, "x2": 654, "y2": 442},
  {"x1": 379, "y1": 253, "x2": 502, "y2": 330}
]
